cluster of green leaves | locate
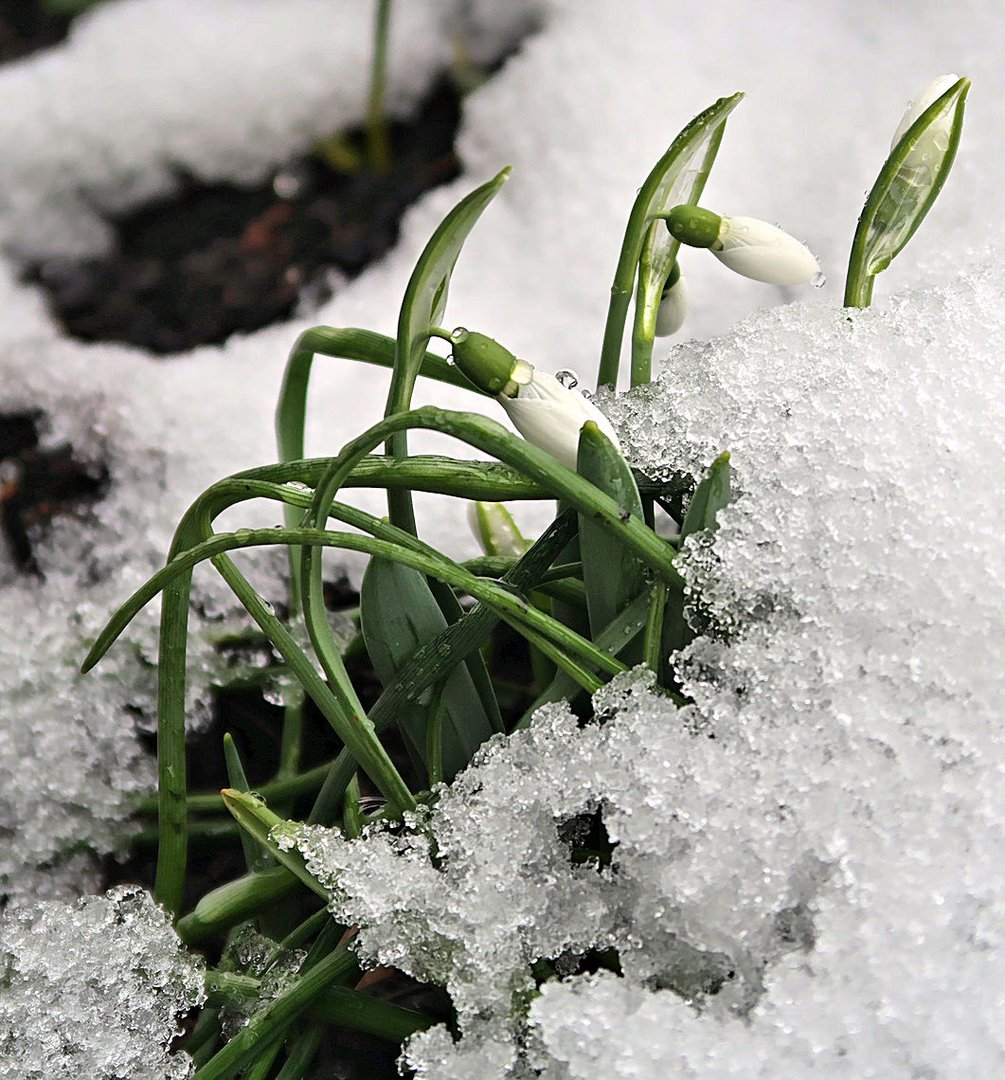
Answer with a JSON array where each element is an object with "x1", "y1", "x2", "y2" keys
[{"x1": 82, "y1": 77, "x2": 968, "y2": 1076}]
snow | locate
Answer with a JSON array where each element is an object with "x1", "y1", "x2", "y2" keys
[
  {"x1": 0, "y1": 0, "x2": 1002, "y2": 1072},
  {"x1": 0, "y1": 886, "x2": 205, "y2": 1079},
  {"x1": 286, "y1": 263, "x2": 1005, "y2": 1077}
]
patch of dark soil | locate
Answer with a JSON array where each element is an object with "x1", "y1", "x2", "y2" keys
[
  {"x1": 0, "y1": 0, "x2": 80, "y2": 64},
  {"x1": 28, "y1": 80, "x2": 463, "y2": 355},
  {"x1": 0, "y1": 409, "x2": 109, "y2": 572}
]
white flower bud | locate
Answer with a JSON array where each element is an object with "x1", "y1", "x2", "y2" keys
[
  {"x1": 499, "y1": 369, "x2": 621, "y2": 471},
  {"x1": 654, "y1": 273, "x2": 688, "y2": 337},
  {"x1": 711, "y1": 216, "x2": 821, "y2": 286},
  {"x1": 891, "y1": 74, "x2": 960, "y2": 149}
]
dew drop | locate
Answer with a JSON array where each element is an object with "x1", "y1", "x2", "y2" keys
[
  {"x1": 555, "y1": 369, "x2": 579, "y2": 389},
  {"x1": 451, "y1": 327, "x2": 469, "y2": 343},
  {"x1": 811, "y1": 271, "x2": 827, "y2": 289}
]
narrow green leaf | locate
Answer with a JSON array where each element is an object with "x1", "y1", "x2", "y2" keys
[
  {"x1": 576, "y1": 421, "x2": 646, "y2": 649},
  {"x1": 662, "y1": 451, "x2": 732, "y2": 672},
  {"x1": 680, "y1": 450, "x2": 731, "y2": 536},
  {"x1": 223, "y1": 734, "x2": 273, "y2": 874},
  {"x1": 221, "y1": 789, "x2": 328, "y2": 900},
  {"x1": 845, "y1": 77, "x2": 970, "y2": 308},
  {"x1": 598, "y1": 92, "x2": 744, "y2": 388},
  {"x1": 360, "y1": 557, "x2": 495, "y2": 780}
]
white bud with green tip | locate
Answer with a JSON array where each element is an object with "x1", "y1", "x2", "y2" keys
[
  {"x1": 665, "y1": 205, "x2": 821, "y2": 286},
  {"x1": 891, "y1": 73, "x2": 960, "y2": 148},
  {"x1": 447, "y1": 326, "x2": 621, "y2": 470},
  {"x1": 654, "y1": 261, "x2": 688, "y2": 337}
]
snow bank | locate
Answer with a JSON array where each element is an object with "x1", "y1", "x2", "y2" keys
[{"x1": 287, "y1": 265, "x2": 1005, "y2": 1076}]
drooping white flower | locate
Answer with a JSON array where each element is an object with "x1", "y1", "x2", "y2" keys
[
  {"x1": 654, "y1": 271, "x2": 688, "y2": 337},
  {"x1": 499, "y1": 369, "x2": 620, "y2": 470},
  {"x1": 891, "y1": 73, "x2": 960, "y2": 149},
  {"x1": 664, "y1": 205, "x2": 821, "y2": 287},
  {"x1": 711, "y1": 215, "x2": 821, "y2": 286},
  {"x1": 447, "y1": 327, "x2": 621, "y2": 470}
]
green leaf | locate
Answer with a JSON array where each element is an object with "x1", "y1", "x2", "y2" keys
[
  {"x1": 845, "y1": 77, "x2": 970, "y2": 308},
  {"x1": 223, "y1": 734, "x2": 273, "y2": 874},
  {"x1": 662, "y1": 451, "x2": 732, "y2": 672},
  {"x1": 598, "y1": 92, "x2": 744, "y2": 388},
  {"x1": 680, "y1": 450, "x2": 731, "y2": 537},
  {"x1": 360, "y1": 557, "x2": 494, "y2": 781},
  {"x1": 385, "y1": 168, "x2": 511, "y2": 532},
  {"x1": 576, "y1": 422, "x2": 646, "y2": 650},
  {"x1": 221, "y1": 789, "x2": 328, "y2": 900}
]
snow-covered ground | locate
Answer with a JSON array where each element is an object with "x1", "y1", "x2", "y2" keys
[{"x1": 0, "y1": 1, "x2": 1002, "y2": 1076}]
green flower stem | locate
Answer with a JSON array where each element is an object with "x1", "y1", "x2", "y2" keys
[
  {"x1": 276, "y1": 327, "x2": 487, "y2": 598},
  {"x1": 191, "y1": 942, "x2": 358, "y2": 1080},
  {"x1": 597, "y1": 93, "x2": 743, "y2": 388},
  {"x1": 366, "y1": 0, "x2": 393, "y2": 173},
  {"x1": 273, "y1": 1025, "x2": 324, "y2": 1080},
  {"x1": 153, "y1": 567, "x2": 192, "y2": 915}
]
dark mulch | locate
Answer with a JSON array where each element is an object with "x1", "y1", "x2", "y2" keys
[{"x1": 27, "y1": 80, "x2": 463, "y2": 355}]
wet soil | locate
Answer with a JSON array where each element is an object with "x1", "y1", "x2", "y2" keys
[{"x1": 27, "y1": 80, "x2": 463, "y2": 354}]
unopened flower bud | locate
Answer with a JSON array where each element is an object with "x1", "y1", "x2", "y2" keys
[
  {"x1": 654, "y1": 262, "x2": 687, "y2": 337},
  {"x1": 468, "y1": 502, "x2": 529, "y2": 557},
  {"x1": 891, "y1": 73, "x2": 960, "y2": 149},
  {"x1": 665, "y1": 206, "x2": 820, "y2": 286},
  {"x1": 446, "y1": 326, "x2": 621, "y2": 470}
]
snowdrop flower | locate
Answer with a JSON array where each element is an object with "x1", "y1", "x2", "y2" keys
[
  {"x1": 447, "y1": 328, "x2": 621, "y2": 470},
  {"x1": 891, "y1": 73, "x2": 960, "y2": 149},
  {"x1": 654, "y1": 262, "x2": 687, "y2": 337},
  {"x1": 664, "y1": 204, "x2": 821, "y2": 286}
]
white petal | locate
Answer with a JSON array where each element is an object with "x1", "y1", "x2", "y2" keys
[
  {"x1": 891, "y1": 74, "x2": 959, "y2": 149},
  {"x1": 713, "y1": 216, "x2": 820, "y2": 286},
  {"x1": 499, "y1": 371, "x2": 621, "y2": 470},
  {"x1": 655, "y1": 276, "x2": 688, "y2": 337}
]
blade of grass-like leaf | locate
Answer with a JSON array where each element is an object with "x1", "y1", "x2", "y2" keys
[
  {"x1": 576, "y1": 421, "x2": 646, "y2": 648},
  {"x1": 845, "y1": 77, "x2": 969, "y2": 308},
  {"x1": 598, "y1": 93, "x2": 744, "y2": 389},
  {"x1": 223, "y1": 734, "x2": 272, "y2": 874},
  {"x1": 221, "y1": 789, "x2": 328, "y2": 900},
  {"x1": 385, "y1": 168, "x2": 510, "y2": 533},
  {"x1": 361, "y1": 557, "x2": 495, "y2": 779},
  {"x1": 662, "y1": 451, "x2": 731, "y2": 677},
  {"x1": 514, "y1": 588, "x2": 653, "y2": 729}
]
